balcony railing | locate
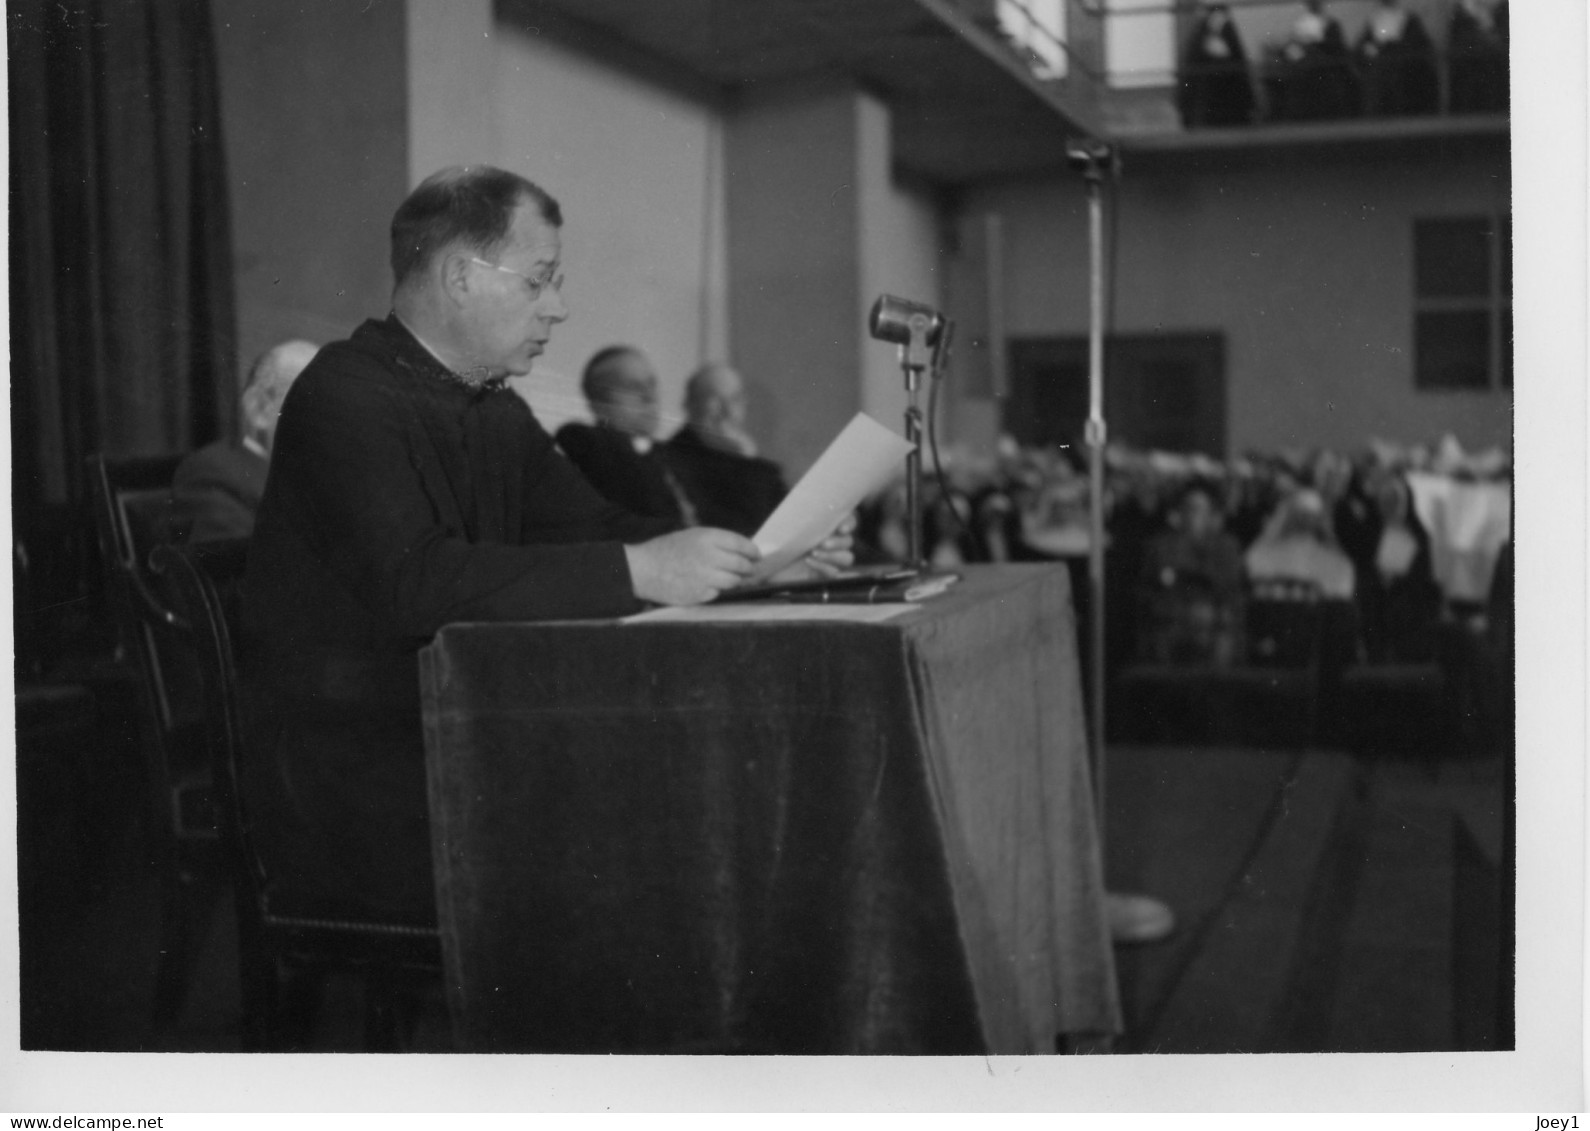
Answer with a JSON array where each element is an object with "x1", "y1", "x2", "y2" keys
[{"x1": 942, "y1": 0, "x2": 1509, "y2": 133}]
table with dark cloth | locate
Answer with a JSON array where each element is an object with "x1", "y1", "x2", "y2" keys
[{"x1": 418, "y1": 563, "x2": 1121, "y2": 1053}]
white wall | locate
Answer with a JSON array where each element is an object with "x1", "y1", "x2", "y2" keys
[
  {"x1": 959, "y1": 143, "x2": 1512, "y2": 457},
  {"x1": 725, "y1": 86, "x2": 949, "y2": 475},
  {"x1": 725, "y1": 86, "x2": 869, "y2": 475},
  {"x1": 407, "y1": 0, "x2": 498, "y2": 183},
  {"x1": 486, "y1": 24, "x2": 729, "y2": 437},
  {"x1": 859, "y1": 162, "x2": 946, "y2": 434},
  {"x1": 222, "y1": 3, "x2": 946, "y2": 456}
]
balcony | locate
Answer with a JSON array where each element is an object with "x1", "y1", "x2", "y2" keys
[
  {"x1": 953, "y1": 0, "x2": 1510, "y2": 159},
  {"x1": 498, "y1": 0, "x2": 1104, "y2": 185},
  {"x1": 501, "y1": 0, "x2": 1509, "y2": 183}
]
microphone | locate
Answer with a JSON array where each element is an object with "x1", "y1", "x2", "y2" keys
[{"x1": 869, "y1": 294, "x2": 945, "y2": 349}]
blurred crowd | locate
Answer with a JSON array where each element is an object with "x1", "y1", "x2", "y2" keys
[
  {"x1": 857, "y1": 430, "x2": 1512, "y2": 674},
  {"x1": 1178, "y1": 0, "x2": 1509, "y2": 128}
]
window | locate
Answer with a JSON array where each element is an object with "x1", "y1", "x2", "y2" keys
[
  {"x1": 1103, "y1": 0, "x2": 1176, "y2": 89},
  {"x1": 1005, "y1": 333, "x2": 1226, "y2": 456},
  {"x1": 996, "y1": 0, "x2": 1068, "y2": 80},
  {"x1": 1414, "y1": 215, "x2": 1512, "y2": 390}
]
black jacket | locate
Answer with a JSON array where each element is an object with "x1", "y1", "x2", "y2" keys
[
  {"x1": 240, "y1": 316, "x2": 674, "y2": 920},
  {"x1": 555, "y1": 421, "x2": 686, "y2": 524},
  {"x1": 661, "y1": 425, "x2": 789, "y2": 537}
]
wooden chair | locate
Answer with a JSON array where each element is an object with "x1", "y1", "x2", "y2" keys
[
  {"x1": 149, "y1": 542, "x2": 443, "y2": 1050},
  {"x1": 1211, "y1": 578, "x2": 1329, "y2": 746},
  {"x1": 1114, "y1": 577, "x2": 1332, "y2": 746},
  {"x1": 86, "y1": 454, "x2": 211, "y2": 832},
  {"x1": 85, "y1": 452, "x2": 217, "y2": 1026},
  {"x1": 1112, "y1": 575, "x2": 1245, "y2": 742}
]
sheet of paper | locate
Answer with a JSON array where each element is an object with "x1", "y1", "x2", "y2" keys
[
  {"x1": 751, "y1": 412, "x2": 913, "y2": 579},
  {"x1": 623, "y1": 603, "x2": 914, "y2": 625}
]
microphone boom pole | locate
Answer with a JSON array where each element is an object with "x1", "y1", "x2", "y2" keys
[
  {"x1": 1068, "y1": 139, "x2": 1178, "y2": 951},
  {"x1": 870, "y1": 295, "x2": 946, "y2": 570},
  {"x1": 1070, "y1": 138, "x2": 1113, "y2": 830}
]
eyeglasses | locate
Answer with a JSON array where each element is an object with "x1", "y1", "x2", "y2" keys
[{"x1": 470, "y1": 256, "x2": 565, "y2": 300}]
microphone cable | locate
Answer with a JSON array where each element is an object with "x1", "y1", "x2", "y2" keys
[{"x1": 925, "y1": 323, "x2": 970, "y2": 557}]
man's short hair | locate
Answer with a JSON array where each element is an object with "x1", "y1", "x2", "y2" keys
[
  {"x1": 1174, "y1": 479, "x2": 1222, "y2": 512},
  {"x1": 683, "y1": 362, "x2": 730, "y2": 419},
  {"x1": 581, "y1": 345, "x2": 644, "y2": 404},
  {"x1": 390, "y1": 165, "x2": 563, "y2": 289},
  {"x1": 242, "y1": 339, "x2": 318, "y2": 433}
]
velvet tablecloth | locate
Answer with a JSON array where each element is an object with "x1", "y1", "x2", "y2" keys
[{"x1": 418, "y1": 564, "x2": 1120, "y2": 1053}]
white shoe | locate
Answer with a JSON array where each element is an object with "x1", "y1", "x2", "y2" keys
[{"x1": 1108, "y1": 892, "x2": 1176, "y2": 944}]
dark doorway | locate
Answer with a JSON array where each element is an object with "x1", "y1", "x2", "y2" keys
[{"x1": 1005, "y1": 333, "x2": 1227, "y2": 457}]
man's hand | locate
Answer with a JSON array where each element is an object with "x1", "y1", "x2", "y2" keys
[
  {"x1": 625, "y1": 528, "x2": 761, "y2": 606},
  {"x1": 761, "y1": 513, "x2": 857, "y2": 585}
]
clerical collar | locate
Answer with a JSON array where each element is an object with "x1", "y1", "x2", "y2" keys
[{"x1": 390, "y1": 312, "x2": 508, "y2": 392}]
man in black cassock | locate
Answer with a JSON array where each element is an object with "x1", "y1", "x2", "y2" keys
[
  {"x1": 239, "y1": 166, "x2": 849, "y2": 922},
  {"x1": 662, "y1": 362, "x2": 788, "y2": 537},
  {"x1": 556, "y1": 345, "x2": 693, "y2": 525}
]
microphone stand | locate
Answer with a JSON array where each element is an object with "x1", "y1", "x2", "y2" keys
[
  {"x1": 895, "y1": 335, "x2": 933, "y2": 570},
  {"x1": 1069, "y1": 137, "x2": 1176, "y2": 950},
  {"x1": 871, "y1": 295, "x2": 945, "y2": 572},
  {"x1": 1081, "y1": 143, "x2": 1110, "y2": 831}
]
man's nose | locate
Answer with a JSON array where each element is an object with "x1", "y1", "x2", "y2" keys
[{"x1": 540, "y1": 288, "x2": 568, "y2": 322}]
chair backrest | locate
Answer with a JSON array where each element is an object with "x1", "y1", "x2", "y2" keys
[
  {"x1": 86, "y1": 453, "x2": 193, "y2": 731},
  {"x1": 149, "y1": 542, "x2": 265, "y2": 897},
  {"x1": 1135, "y1": 573, "x2": 1243, "y2": 666},
  {"x1": 1244, "y1": 578, "x2": 1324, "y2": 667}
]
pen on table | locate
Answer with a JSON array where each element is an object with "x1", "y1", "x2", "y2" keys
[{"x1": 903, "y1": 574, "x2": 959, "y2": 601}]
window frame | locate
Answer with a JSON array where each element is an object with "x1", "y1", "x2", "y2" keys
[{"x1": 1413, "y1": 213, "x2": 1512, "y2": 392}]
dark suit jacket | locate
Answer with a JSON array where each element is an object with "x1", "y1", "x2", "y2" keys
[
  {"x1": 1178, "y1": 17, "x2": 1254, "y2": 128},
  {"x1": 1356, "y1": 13, "x2": 1437, "y2": 116},
  {"x1": 556, "y1": 421, "x2": 686, "y2": 524},
  {"x1": 661, "y1": 426, "x2": 788, "y2": 537},
  {"x1": 170, "y1": 440, "x2": 269, "y2": 543},
  {"x1": 241, "y1": 316, "x2": 674, "y2": 922}
]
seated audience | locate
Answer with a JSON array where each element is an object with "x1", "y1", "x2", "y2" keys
[
  {"x1": 1138, "y1": 481, "x2": 1245, "y2": 665},
  {"x1": 556, "y1": 346, "x2": 694, "y2": 524},
  {"x1": 926, "y1": 489, "x2": 974, "y2": 569},
  {"x1": 1244, "y1": 487, "x2": 1356, "y2": 600},
  {"x1": 973, "y1": 487, "x2": 1017, "y2": 564},
  {"x1": 1403, "y1": 464, "x2": 1512, "y2": 608},
  {"x1": 1274, "y1": 0, "x2": 1359, "y2": 120},
  {"x1": 1309, "y1": 448, "x2": 1353, "y2": 517},
  {"x1": 1018, "y1": 474, "x2": 1093, "y2": 560},
  {"x1": 1338, "y1": 466, "x2": 1441, "y2": 662},
  {"x1": 660, "y1": 362, "x2": 788, "y2": 536},
  {"x1": 1448, "y1": 0, "x2": 1509, "y2": 114},
  {"x1": 1103, "y1": 472, "x2": 1168, "y2": 670},
  {"x1": 239, "y1": 166, "x2": 849, "y2": 924},
  {"x1": 1221, "y1": 466, "x2": 1272, "y2": 549},
  {"x1": 1177, "y1": 3, "x2": 1255, "y2": 128},
  {"x1": 1354, "y1": 0, "x2": 1438, "y2": 116},
  {"x1": 169, "y1": 339, "x2": 318, "y2": 542}
]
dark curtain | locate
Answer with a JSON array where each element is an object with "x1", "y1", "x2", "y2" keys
[{"x1": 9, "y1": 0, "x2": 236, "y2": 666}]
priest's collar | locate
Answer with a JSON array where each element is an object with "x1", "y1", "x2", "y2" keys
[{"x1": 387, "y1": 313, "x2": 510, "y2": 393}]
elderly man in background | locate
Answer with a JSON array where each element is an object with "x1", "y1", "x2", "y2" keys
[
  {"x1": 241, "y1": 165, "x2": 849, "y2": 924},
  {"x1": 169, "y1": 339, "x2": 318, "y2": 543},
  {"x1": 556, "y1": 345, "x2": 694, "y2": 524},
  {"x1": 661, "y1": 362, "x2": 788, "y2": 537}
]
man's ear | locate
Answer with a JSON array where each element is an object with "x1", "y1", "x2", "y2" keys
[{"x1": 440, "y1": 252, "x2": 473, "y2": 305}]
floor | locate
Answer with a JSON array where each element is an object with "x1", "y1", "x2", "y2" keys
[
  {"x1": 1102, "y1": 741, "x2": 1508, "y2": 1053},
  {"x1": 15, "y1": 685, "x2": 1511, "y2": 1055}
]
